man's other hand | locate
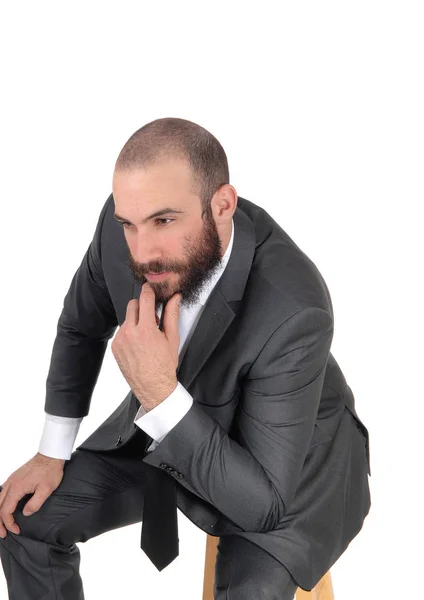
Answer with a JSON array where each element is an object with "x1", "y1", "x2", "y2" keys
[{"x1": 0, "y1": 453, "x2": 66, "y2": 538}]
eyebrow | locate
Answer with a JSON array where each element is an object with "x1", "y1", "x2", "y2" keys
[{"x1": 114, "y1": 208, "x2": 185, "y2": 225}]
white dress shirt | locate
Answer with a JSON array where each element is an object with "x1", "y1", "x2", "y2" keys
[{"x1": 38, "y1": 219, "x2": 235, "y2": 460}]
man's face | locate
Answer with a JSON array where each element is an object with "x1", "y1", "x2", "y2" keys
[{"x1": 112, "y1": 158, "x2": 224, "y2": 311}]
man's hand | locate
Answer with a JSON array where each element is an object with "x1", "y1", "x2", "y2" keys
[
  {"x1": 0, "y1": 453, "x2": 65, "y2": 538},
  {"x1": 111, "y1": 282, "x2": 181, "y2": 411}
]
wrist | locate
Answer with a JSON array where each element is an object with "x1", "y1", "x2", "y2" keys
[
  {"x1": 35, "y1": 452, "x2": 66, "y2": 465},
  {"x1": 136, "y1": 379, "x2": 178, "y2": 411}
]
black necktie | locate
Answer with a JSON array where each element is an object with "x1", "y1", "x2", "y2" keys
[
  {"x1": 140, "y1": 460, "x2": 179, "y2": 571},
  {"x1": 140, "y1": 299, "x2": 179, "y2": 571}
]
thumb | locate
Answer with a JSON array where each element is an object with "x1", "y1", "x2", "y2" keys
[{"x1": 22, "y1": 487, "x2": 50, "y2": 516}]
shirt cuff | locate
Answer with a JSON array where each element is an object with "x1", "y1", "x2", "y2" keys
[
  {"x1": 134, "y1": 381, "x2": 193, "y2": 449},
  {"x1": 38, "y1": 413, "x2": 83, "y2": 460}
]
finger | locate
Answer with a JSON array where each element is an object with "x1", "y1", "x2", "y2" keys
[
  {"x1": 21, "y1": 486, "x2": 50, "y2": 516},
  {"x1": 1, "y1": 494, "x2": 21, "y2": 535},
  {"x1": 0, "y1": 485, "x2": 8, "y2": 538},
  {"x1": 2, "y1": 514, "x2": 20, "y2": 535},
  {"x1": 138, "y1": 283, "x2": 156, "y2": 329},
  {"x1": 0, "y1": 484, "x2": 6, "y2": 510},
  {"x1": 125, "y1": 298, "x2": 139, "y2": 326},
  {"x1": 163, "y1": 293, "x2": 181, "y2": 345},
  {"x1": 0, "y1": 516, "x2": 7, "y2": 538}
]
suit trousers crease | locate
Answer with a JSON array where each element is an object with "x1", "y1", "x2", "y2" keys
[{"x1": 0, "y1": 427, "x2": 297, "y2": 600}]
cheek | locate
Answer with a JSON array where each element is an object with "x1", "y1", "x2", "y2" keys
[{"x1": 166, "y1": 239, "x2": 186, "y2": 263}]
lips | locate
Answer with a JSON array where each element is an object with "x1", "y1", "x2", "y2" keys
[{"x1": 145, "y1": 271, "x2": 171, "y2": 281}]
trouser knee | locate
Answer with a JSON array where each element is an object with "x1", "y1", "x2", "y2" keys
[{"x1": 9, "y1": 493, "x2": 59, "y2": 545}]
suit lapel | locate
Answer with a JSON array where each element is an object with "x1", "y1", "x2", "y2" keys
[{"x1": 132, "y1": 200, "x2": 256, "y2": 392}]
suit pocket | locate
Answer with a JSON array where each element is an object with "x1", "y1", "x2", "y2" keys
[
  {"x1": 345, "y1": 405, "x2": 371, "y2": 475},
  {"x1": 344, "y1": 405, "x2": 369, "y2": 443}
]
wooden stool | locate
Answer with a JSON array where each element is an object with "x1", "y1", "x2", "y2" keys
[{"x1": 202, "y1": 533, "x2": 335, "y2": 600}]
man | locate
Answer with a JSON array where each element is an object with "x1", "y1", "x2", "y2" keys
[{"x1": 0, "y1": 117, "x2": 371, "y2": 599}]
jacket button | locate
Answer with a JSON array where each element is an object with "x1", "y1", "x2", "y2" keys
[{"x1": 115, "y1": 436, "x2": 122, "y2": 447}]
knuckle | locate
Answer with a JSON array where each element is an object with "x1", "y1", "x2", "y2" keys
[
  {"x1": 40, "y1": 489, "x2": 52, "y2": 500},
  {"x1": 8, "y1": 478, "x2": 21, "y2": 491},
  {"x1": 0, "y1": 501, "x2": 11, "y2": 517},
  {"x1": 39, "y1": 484, "x2": 54, "y2": 497},
  {"x1": 35, "y1": 486, "x2": 50, "y2": 498},
  {"x1": 1, "y1": 504, "x2": 15, "y2": 518}
]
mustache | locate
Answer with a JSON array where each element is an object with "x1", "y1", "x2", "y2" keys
[{"x1": 130, "y1": 261, "x2": 183, "y2": 275}]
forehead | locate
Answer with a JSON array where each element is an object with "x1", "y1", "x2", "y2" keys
[{"x1": 113, "y1": 157, "x2": 197, "y2": 203}]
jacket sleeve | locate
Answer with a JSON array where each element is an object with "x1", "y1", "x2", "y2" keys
[
  {"x1": 142, "y1": 307, "x2": 333, "y2": 533},
  {"x1": 44, "y1": 196, "x2": 118, "y2": 418}
]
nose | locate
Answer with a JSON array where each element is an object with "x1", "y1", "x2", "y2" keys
[{"x1": 131, "y1": 233, "x2": 163, "y2": 267}]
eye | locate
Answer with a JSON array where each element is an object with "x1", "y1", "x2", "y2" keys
[
  {"x1": 155, "y1": 218, "x2": 174, "y2": 226},
  {"x1": 119, "y1": 218, "x2": 174, "y2": 229}
]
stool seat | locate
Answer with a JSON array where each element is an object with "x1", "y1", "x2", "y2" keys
[{"x1": 202, "y1": 534, "x2": 335, "y2": 600}]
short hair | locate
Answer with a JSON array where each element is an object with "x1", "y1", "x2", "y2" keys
[{"x1": 114, "y1": 117, "x2": 230, "y2": 217}]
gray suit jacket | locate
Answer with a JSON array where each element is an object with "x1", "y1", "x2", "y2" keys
[{"x1": 44, "y1": 193, "x2": 371, "y2": 591}]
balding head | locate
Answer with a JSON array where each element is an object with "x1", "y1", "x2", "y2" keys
[{"x1": 114, "y1": 117, "x2": 230, "y2": 217}]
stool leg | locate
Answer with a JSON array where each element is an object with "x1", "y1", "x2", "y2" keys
[{"x1": 203, "y1": 534, "x2": 219, "y2": 600}]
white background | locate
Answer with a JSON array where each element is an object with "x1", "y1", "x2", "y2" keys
[{"x1": 0, "y1": 1, "x2": 422, "y2": 598}]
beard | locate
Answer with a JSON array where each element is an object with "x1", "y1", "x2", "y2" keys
[{"x1": 126, "y1": 207, "x2": 224, "y2": 311}]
